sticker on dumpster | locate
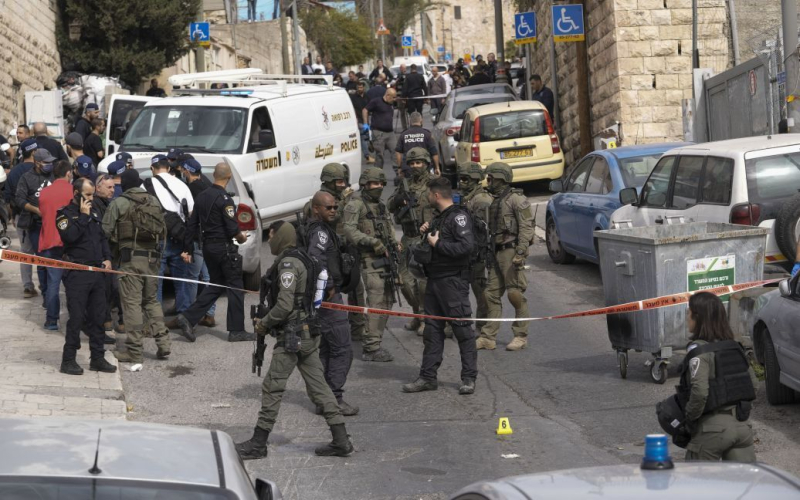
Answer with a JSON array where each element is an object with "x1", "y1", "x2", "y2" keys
[{"x1": 687, "y1": 255, "x2": 735, "y2": 302}]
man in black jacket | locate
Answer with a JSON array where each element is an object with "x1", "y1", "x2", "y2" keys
[
  {"x1": 403, "y1": 64, "x2": 427, "y2": 115},
  {"x1": 16, "y1": 148, "x2": 55, "y2": 296},
  {"x1": 369, "y1": 59, "x2": 393, "y2": 84},
  {"x1": 401, "y1": 176, "x2": 478, "y2": 395},
  {"x1": 33, "y1": 122, "x2": 69, "y2": 163}
]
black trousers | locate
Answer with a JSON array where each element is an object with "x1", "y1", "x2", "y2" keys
[
  {"x1": 420, "y1": 274, "x2": 478, "y2": 381},
  {"x1": 63, "y1": 270, "x2": 107, "y2": 362},
  {"x1": 406, "y1": 98, "x2": 424, "y2": 114},
  {"x1": 318, "y1": 292, "x2": 353, "y2": 400},
  {"x1": 104, "y1": 274, "x2": 123, "y2": 324},
  {"x1": 183, "y1": 242, "x2": 244, "y2": 332}
]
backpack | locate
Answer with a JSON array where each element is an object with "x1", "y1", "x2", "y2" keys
[
  {"x1": 119, "y1": 191, "x2": 167, "y2": 246},
  {"x1": 144, "y1": 176, "x2": 189, "y2": 243}
]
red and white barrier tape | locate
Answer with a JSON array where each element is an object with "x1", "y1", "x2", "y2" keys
[{"x1": 0, "y1": 249, "x2": 780, "y2": 323}]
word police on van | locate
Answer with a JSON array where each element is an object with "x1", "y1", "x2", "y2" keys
[{"x1": 99, "y1": 71, "x2": 362, "y2": 223}]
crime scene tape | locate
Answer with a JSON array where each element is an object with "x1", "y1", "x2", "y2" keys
[{"x1": 0, "y1": 249, "x2": 781, "y2": 323}]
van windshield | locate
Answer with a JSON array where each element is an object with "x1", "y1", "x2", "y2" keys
[
  {"x1": 479, "y1": 110, "x2": 547, "y2": 142},
  {"x1": 123, "y1": 106, "x2": 247, "y2": 154}
]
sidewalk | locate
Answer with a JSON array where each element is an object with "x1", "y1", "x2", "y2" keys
[{"x1": 0, "y1": 245, "x2": 127, "y2": 420}]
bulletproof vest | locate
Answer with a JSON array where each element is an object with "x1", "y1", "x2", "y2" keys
[
  {"x1": 305, "y1": 219, "x2": 345, "y2": 289},
  {"x1": 489, "y1": 187, "x2": 523, "y2": 244},
  {"x1": 362, "y1": 198, "x2": 393, "y2": 254},
  {"x1": 266, "y1": 248, "x2": 319, "y2": 320},
  {"x1": 424, "y1": 204, "x2": 472, "y2": 277},
  {"x1": 676, "y1": 340, "x2": 756, "y2": 414},
  {"x1": 462, "y1": 188, "x2": 491, "y2": 262},
  {"x1": 396, "y1": 175, "x2": 435, "y2": 235}
]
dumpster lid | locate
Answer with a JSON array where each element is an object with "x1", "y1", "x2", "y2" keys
[{"x1": 595, "y1": 222, "x2": 769, "y2": 246}]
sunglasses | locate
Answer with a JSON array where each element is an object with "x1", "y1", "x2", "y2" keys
[{"x1": 318, "y1": 205, "x2": 338, "y2": 211}]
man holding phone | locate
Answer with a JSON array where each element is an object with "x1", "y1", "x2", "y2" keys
[{"x1": 55, "y1": 178, "x2": 117, "y2": 376}]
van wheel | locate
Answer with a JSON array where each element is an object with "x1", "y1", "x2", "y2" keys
[
  {"x1": 546, "y1": 217, "x2": 575, "y2": 264},
  {"x1": 244, "y1": 262, "x2": 262, "y2": 292},
  {"x1": 775, "y1": 193, "x2": 800, "y2": 260},
  {"x1": 763, "y1": 330, "x2": 797, "y2": 405}
]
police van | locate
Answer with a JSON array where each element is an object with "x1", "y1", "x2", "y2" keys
[{"x1": 99, "y1": 71, "x2": 362, "y2": 224}]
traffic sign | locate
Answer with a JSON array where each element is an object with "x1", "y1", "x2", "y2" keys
[
  {"x1": 552, "y1": 4, "x2": 585, "y2": 42},
  {"x1": 437, "y1": 46, "x2": 445, "y2": 53},
  {"x1": 413, "y1": 50, "x2": 421, "y2": 56},
  {"x1": 445, "y1": 53, "x2": 452, "y2": 61},
  {"x1": 190, "y1": 22, "x2": 210, "y2": 48},
  {"x1": 401, "y1": 35, "x2": 413, "y2": 49},
  {"x1": 376, "y1": 19, "x2": 390, "y2": 36},
  {"x1": 514, "y1": 12, "x2": 537, "y2": 45}
]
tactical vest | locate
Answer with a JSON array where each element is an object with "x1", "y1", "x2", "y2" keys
[
  {"x1": 676, "y1": 340, "x2": 756, "y2": 415},
  {"x1": 266, "y1": 248, "x2": 319, "y2": 320},
  {"x1": 395, "y1": 176, "x2": 435, "y2": 236},
  {"x1": 362, "y1": 198, "x2": 393, "y2": 257},
  {"x1": 489, "y1": 187, "x2": 524, "y2": 245},
  {"x1": 461, "y1": 188, "x2": 492, "y2": 262}
]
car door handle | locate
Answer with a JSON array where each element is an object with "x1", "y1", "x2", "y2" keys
[{"x1": 655, "y1": 216, "x2": 664, "y2": 224}]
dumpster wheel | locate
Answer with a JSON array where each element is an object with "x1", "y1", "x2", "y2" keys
[
  {"x1": 650, "y1": 360, "x2": 668, "y2": 384},
  {"x1": 617, "y1": 351, "x2": 628, "y2": 379}
]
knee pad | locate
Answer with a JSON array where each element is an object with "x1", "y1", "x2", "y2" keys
[{"x1": 508, "y1": 288, "x2": 525, "y2": 309}]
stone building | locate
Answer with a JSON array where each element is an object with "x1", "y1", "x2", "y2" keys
[
  {"x1": 0, "y1": 0, "x2": 61, "y2": 134},
  {"x1": 527, "y1": 0, "x2": 736, "y2": 167},
  {"x1": 428, "y1": 0, "x2": 517, "y2": 62}
]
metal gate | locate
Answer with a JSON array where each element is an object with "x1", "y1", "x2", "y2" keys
[{"x1": 704, "y1": 56, "x2": 780, "y2": 141}]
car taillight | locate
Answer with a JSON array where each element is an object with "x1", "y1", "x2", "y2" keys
[
  {"x1": 545, "y1": 110, "x2": 560, "y2": 153},
  {"x1": 445, "y1": 126, "x2": 461, "y2": 137},
  {"x1": 237, "y1": 203, "x2": 256, "y2": 231},
  {"x1": 471, "y1": 119, "x2": 481, "y2": 162},
  {"x1": 730, "y1": 203, "x2": 761, "y2": 226}
]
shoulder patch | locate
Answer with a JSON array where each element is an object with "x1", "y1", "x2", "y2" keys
[
  {"x1": 689, "y1": 357, "x2": 701, "y2": 379},
  {"x1": 225, "y1": 205, "x2": 236, "y2": 219},
  {"x1": 56, "y1": 216, "x2": 69, "y2": 231},
  {"x1": 455, "y1": 213, "x2": 467, "y2": 227},
  {"x1": 280, "y1": 271, "x2": 295, "y2": 289},
  {"x1": 318, "y1": 230, "x2": 328, "y2": 245}
]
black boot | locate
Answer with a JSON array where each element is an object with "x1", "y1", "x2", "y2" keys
[
  {"x1": 314, "y1": 423, "x2": 354, "y2": 457},
  {"x1": 176, "y1": 314, "x2": 196, "y2": 342},
  {"x1": 60, "y1": 359, "x2": 83, "y2": 376},
  {"x1": 235, "y1": 427, "x2": 269, "y2": 460},
  {"x1": 89, "y1": 358, "x2": 117, "y2": 373}
]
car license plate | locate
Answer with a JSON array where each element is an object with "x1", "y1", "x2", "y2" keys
[{"x1": 500, "y1": 148, "x2": 533, "y2": 159}]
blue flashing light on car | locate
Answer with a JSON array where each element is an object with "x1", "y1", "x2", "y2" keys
[{"x1": 641, "y1": 434, "x2": 674, "y2": 470}]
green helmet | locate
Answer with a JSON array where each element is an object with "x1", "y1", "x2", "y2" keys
[
  {"x1": 485, "y1": 162, "x2": 513, "y2": 183},
  {"x1": 359, "y1": 167, "x2": 386, "y2": 186},
  {"x1": 458, "y1": 162, "x2": 484, "y2": 181},
  {"x1": 406, "y1": 147, "x2": 431, "y2": 165},
  {"x1": 321, "y1": 162, "x2": 346, "y2": 183}
]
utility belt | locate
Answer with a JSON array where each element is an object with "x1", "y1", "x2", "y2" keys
[
  {"x1": 273, "y1": 319, "x2": 321, "y2": 351},
  {"x1": 119, "y1": 247, "x2": 161, "y2": 263},
  {"x1": 63, "y1": 255, "x2": 103, "y2": 268},
  {"x1": 495, "y1": 242, "x2": 515, "y2": 252},
  {"x1": 427, "y1": 268, "x2": 471, "y2": 281}
]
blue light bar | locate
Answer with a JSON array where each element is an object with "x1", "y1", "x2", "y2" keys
[{"x1": 220, "y1": 90, "x2": 254, "y2": 96}]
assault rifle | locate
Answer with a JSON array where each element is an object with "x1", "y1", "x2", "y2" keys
[
  {"x1": 250, "y1": 274, "x2": 271, "y2": 376},
  {"x1": 397, "y1": 178, "x2": 421, "y2": 237},
  {"x1": 372, "y1": 203, "x2": 403, "y2": 307}
]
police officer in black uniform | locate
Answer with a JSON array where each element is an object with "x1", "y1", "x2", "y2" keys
[
  {"x1": 303, "y1": 191, "x2": 359, "y2": 416},
  {"x1": 56, "y1": 178, "x2": 117, "y2": 376},
  {"x1": 176, "y1": 162, "x2": 254, "y2": 342},
  {"x1": 402, "y1": 177, "x2": 478, "y2": 395}
]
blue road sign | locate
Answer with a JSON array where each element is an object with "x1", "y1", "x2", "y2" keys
[
  {"x1": 552, "y1": 4, "x2": 584, "y2": 42},
  {"x1": 778, "y1": 71, "x2": 787, "y2": 85},
  {"x1": 437, "y1": 46, "x2": 445, "y2": 53},
  {"x1": 445, "y1": 53, "x2": 452, "y2": 61},
  {"x1": 413, "y1": 49, "x2": 421, "y2": 56},
  {"x1": 401, "y1": 35, "x2": 413, "y2": 49},
  {"x1": 190, "y1": 22, "x2": 210, "y2": 42},
  {"x1": 514, "y1": 12, "x2": 537, "y2": 45}
]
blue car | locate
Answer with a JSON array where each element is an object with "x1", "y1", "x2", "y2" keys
[{"x1": 545, "y1": 143, "x2": 691, "y2": 264}]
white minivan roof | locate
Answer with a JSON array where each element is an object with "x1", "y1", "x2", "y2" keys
[
  {"x1": 664, "y1": 134, "x2": 800, "y2": 156},
  {"x1": 144, "y1": 83, "x2": 346, "y2": 109}
]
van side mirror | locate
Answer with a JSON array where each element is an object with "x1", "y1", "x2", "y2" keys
[
  {"x1": 779, "y1": 279, "x2": 792, "y2": 298},
  {"x1": 453, "y1": 132, "x2": 461, "y2": 142},
  {"x1": 619, "y1": 187, "x2": 638, "y2": 206},
  {"x1": 254, "y1": 478, "x2": 281, "y2": 500},
  {"x1": 549, "y1": 180, "x2": 563, "y2": 193},
  {"x1": 113, "y1": 127, "x2": 126, "y2": 143}
]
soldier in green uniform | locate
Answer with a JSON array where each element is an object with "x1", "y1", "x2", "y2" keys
[
  {"x1": 102, "y1": 169, "x2": 173, "y2": 363},
  {"x1": 302, "y1": 163, "x2": 365, "y2": 341},
  {"x1": 677, "y1": 292, "x2": 756, "y2": 462},
  {"x1": 476, "y1": 162, "x2": 534, "y2": 352},
  {"x1": 458, "y1": 162, "x2": 493, "y2": 331},
  {"x1": 236, "y1": 221, "x2": 354, "y2": 460},
  {"x1": 387, "y1": 147, "x2": 436, "y2": 332},
  {"x1": 343, "y1": 167, "x2": 399, "y2": 362}
]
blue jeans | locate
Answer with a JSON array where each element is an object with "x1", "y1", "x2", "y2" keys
[
  {"x1": 26, "y1": 225, "x2": 47, "y2": 296},
  {"x1": 157, "y1": 239, "x2": 191, "y2": 313},
  {"x1": 187, "y1": 243, "x2": 216, "y2": 316},
  {"x1": 41, "y1": 246, "x2": 64, "y2": 323}
]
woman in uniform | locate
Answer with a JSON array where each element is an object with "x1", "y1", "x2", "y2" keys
[{"x1": 679, "y1": 292, "x2": 757, "y2": 462}]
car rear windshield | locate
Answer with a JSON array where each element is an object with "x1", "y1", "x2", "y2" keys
[
  {"x1": 745, "y1": 151, "x2": 800, "y2": 204},
  {"x1": 454, "y1": 97, "x2": 514, "y2": 119},
  {"x1": 479, "y1": 110, "x2": 547, "y2": 142},
  {"x1": 0, "y1": 477, "x2": 239, "y2": 499},
  {"x1": 617, "y1": 154, "x2": 663, "y2": 188}
]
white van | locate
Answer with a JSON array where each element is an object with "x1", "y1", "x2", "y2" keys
[
  {"x1": 392, "y1": 56, "x2": 432, "y2": 80},
  {"x1": 99, "y1": 72, "x2": 362, "y2": 224}
]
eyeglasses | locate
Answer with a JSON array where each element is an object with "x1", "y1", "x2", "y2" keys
[{"x1": 317, "y1": 205, "x2": 338, "y2": 211}]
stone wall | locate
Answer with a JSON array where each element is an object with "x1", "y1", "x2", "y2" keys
[
  {"x1": 0, "y1": 0, "x2": 61, "y2": 132},
  {"x1": 433, "y1": 0, "x2": 516, "y2": 61}
]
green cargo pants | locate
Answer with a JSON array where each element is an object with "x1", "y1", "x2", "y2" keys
[
  {"x1": 257, "y1": 331, "x2": 344, "y2": 431},
  {"x1": 361, "y1": 263, "x2": 394, "y2": 353},
  {"x1": 685, "y1": 409, "x2": 756, "y2": 462},
  {"x1": 480, "y1": 247, "x2": 529, "y2": 340},
  {"x1": 119, "y1": 254, "x2": 170, "y2": 359},
  {"x1": 470, "y1": 261, "x2": 488, "y2": 330},
  {"x1": 398, "y1": 234, "x2": 427, "y2": 314},
  {"x1": 347, "y1": 279, "x2": 366, "y2": 340}
]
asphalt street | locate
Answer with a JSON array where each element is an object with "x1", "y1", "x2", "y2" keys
[{"x1": 119, "y1": 116, "x2": 800, "y2": 499}]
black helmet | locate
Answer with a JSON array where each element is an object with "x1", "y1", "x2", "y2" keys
[{"x1": 655, "y1": 395, "x2": 686, "y2": 437}]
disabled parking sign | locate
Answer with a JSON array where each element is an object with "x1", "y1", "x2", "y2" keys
[
  {"x1": 552, "y1": 4, "x2": 584, "y2": 42},
  {"x1": 514, "y1": 12, "x2": 537, "y2": 45}
]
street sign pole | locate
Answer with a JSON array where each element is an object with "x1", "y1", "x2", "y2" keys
[
  {"x1": 379, "y1": 0, "x2": 385, "y2": 61},
  {"x1": 525, "y1": 44, "x2": 532, "y2": 102},
  {"x1": 494, "y1": 0, "x2": 504, "y2": 63}
]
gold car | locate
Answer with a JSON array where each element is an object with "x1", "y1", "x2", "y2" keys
[{"x1": 454, "y1": 101, "x2": 565, "y2": 182}]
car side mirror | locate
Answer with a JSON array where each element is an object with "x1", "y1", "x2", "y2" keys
[
  {"x1": 453, "y1": 132, "x2": 461, "y2": 142},
  {"x1": 619, "y1": 187, "x2": 638, "y2": 206},
  {"x1": 549, "y1": 180, "x2": 563, "y2": 193},
  {"x1": 255, "y1": 478, "x2": 281, "y2": 500},
  {"x1": 113, "y1": 126, "x2": 126, "y2": 143},
  {"x1": 244, "y1": 181, "x2": 255, "y2": 201},
  {"x1": 779, "y1": 279, "x2": 792, "y2": 298}
]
